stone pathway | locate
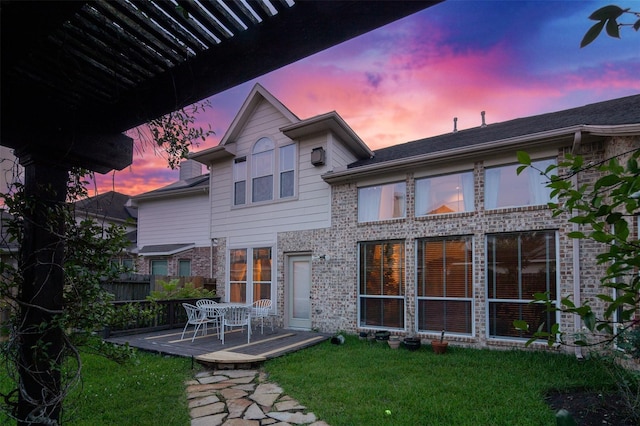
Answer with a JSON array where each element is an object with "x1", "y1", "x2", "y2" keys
[{"x1": 185, "y1": 369, "x2": 330, "y2": 426}]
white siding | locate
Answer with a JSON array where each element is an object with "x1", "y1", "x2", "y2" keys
[
  {"x1": 137, "y1": 193, "x2": 210, "y2": 247},
  {"x1": 210, "y1": 99, "x2": 333, "y2": 243},
  {"x1": 329, "y1": 132, "x2": 361, "y2": 170}
]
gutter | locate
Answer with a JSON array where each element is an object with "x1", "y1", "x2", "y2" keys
[
  {"x1": 132, "y1": 185, "x2": 209, "y2": 201},
  {"x1": 322, "y1": 124, "x2": 640, "y2": 184}
]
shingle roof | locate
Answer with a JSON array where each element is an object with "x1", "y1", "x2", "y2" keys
[
  {"x1": 74, "y1": 191, "x2": 137, "y2": 222},
  {"x1": 350, "y1": 94, "x2": 640, "y2": 169},
  {"x1": 137, "y1": 174, "x2": 209, "y2": 197},
  {"x1": 138, "y1": 243, "x2": 195, "y2": 256}
]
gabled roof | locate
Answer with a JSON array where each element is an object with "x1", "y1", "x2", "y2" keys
[
  {"x1": 133, "y1": 174, "x2": 209, "y2": 201},
  {"x1": 221, "y1": 83, "x2": 300, "y2": 146},
  {"x1": 324, "y1": 95, "x2": 640, "y2": 183},
  {"x1": 190, "y1": 84, "x2": 299, "y2": 164},
  {"x1": 281, "y1": 111, "x2": 373, "y2": 159},
  {"x1": 74, "y1": 191, "x2": 137, "y2": 222}
]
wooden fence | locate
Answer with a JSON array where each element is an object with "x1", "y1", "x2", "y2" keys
[{"x1": 101, "y1": 274, "x2": 217, "y2": 301}]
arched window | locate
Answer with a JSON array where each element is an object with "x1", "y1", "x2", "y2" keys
[{"x1": 252, "y1": 137, "x2": 274, "y2": 202}]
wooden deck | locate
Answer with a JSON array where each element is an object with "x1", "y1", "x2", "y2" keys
[{"x1": 105, "y1": 326, "x2": 330, "y2": 369}]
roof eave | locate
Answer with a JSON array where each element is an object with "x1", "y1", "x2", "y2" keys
[
  {"x1": 133, "y1": 185, "x2": 209, "y2": 202},
  {"x1": 322, "y1": 124, "x2": 637, "y2": 184},
  {"x1": 190, "y1": 144, "x2": 237, "y2": 164},
  {"x1": 281, "y1": 112, "x2": 373, "y2": 158}
]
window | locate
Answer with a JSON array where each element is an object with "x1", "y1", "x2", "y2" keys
[
  {"x1": 359, "y1": 240, "x2": 405, "y2": 329},
  {"x1": 487, "y1": 231, "x2": 557, "y2": 339},
  {"x1": 358, "y1": 182, "x2": 406, "y2": 222},
  {"x1": 179, "y1": 260, "x2": 191, "y2": 277},
  {"x1": 485, "y1": 158, "x2": 555, "y2": 209},
  {"x1": 252, "y1": 137, "x2": 274, "y2": 202},
  {"x1": 417, "y1": 236, "x2": 473, "y2": 334},
  {"x1": 279, "y1": 144, "x2": 295, "y2": 198},
  {"x1": 415, "y1": 171, "x2": 474, "y2": 216},
  {"x1": 229, "y1": 247, "x2": 272, "y2": 304},
  {"x1": 253, "y1": 248, "x2": 272, "y2": 300},
  {"x1": 234, "y1": 157, "x2": 246, "y2": 205},
  {"x1": 151, "y1": 259, "x2": 167, "y2": 276},
  {"x1": 122, "y1": 258, "x2": 134, "y2": 271},
  {"x1": 230, "y1": 249, "x2": 247, "y2": 303}
]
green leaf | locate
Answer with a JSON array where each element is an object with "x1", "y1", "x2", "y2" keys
[
  {"x1": 581, "y1": 20, "x2": 606, "y2": 47},
  {"x1": 513, "y1": 320, "x2": 529, "y2": 331},
  {"x1": 567, "y1": 231, "x2": 585, "y2": 239},
  {"x1": 588, "y1": 5, "x2": 625, "y2": 21},
  {"x1": 594, "y1": 174, "x2": 620, "y2": 190},
  {"x1": 583, "y1": 312, "x2": 596, "y2": 331},
  {"x1": 517, "y1": 151, "x2": 531, "y2": 166},
  {"x1": 605, "y1": 18, "x2": 620, "y2": 38}
]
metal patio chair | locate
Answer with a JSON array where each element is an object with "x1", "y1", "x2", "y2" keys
[
  {"x1": 195, "y1": 299, "x2": 222, "y2": 338},
  {"x1": 221, "y1": 305, "x2": 251, "y2": 344},
  {"x1": 250, "y1": 299, "x2": 273, "y2": 334},
  {"x1": 181, "y1": 303, "x2": 216, "y2": 342}
]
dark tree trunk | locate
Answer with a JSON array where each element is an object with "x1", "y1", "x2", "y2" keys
[{"x1": 16, "y1": 158, "x2": 68, "y2": 425}]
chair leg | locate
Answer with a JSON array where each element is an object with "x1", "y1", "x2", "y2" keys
[
  {"x1": 191, "y1": 323, "x2": 202, "y2": 342},
  {"x1": 181, "y1": 323, "x2": 189, "y2": 340}
]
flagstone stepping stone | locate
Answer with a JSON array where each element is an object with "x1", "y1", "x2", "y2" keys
[
  {"x1": 244, "y1": 403, "x2": 266, "y2": 420},
  {"x1": 268, "y1": 411, "x2": 317, "y2": 424},
  {"x1": 190, "y1": 401, "x2": 225, "y2": 419}
]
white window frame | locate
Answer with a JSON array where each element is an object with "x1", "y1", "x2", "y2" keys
[
  {"x1": 416, "y1": 236, "x2": 474, "y2": 336},
  {"x1": 279, "y1": 144, "x2": 296, "y2": 198},
  {"x1": 251, "y1": 137, "x2": 275, "y2": 203},
  {"x1": 415, "y1": 171, "x2": 474, "y2": 216},
  {"x1": 485, "y1": 230, "x2": 560, "y2": 341},
  {"x1": 233, "y1": 157, "x2": 247, "y2": 205},
  {"x1": 357, "y1": 181, "x2": 406, "y2": 223},
  {"x1": 357, "y1": 240, "x2": 406, "y2": 330},
  {"x1": 485, "y1": 158, "x2": 556, "y2": 210},
  {"x1": 227, "y1": 246, "x2": 275, "y2": 305}
]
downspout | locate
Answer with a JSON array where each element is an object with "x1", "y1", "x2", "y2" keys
[
  {"x1": 571, "y1": 131, "x2": 584, "y2": 359},
  {"x1": 207, "y1": 164, "x2": 214, "y2": 280}
]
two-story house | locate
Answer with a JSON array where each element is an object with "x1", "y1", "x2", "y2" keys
[{"x1": 135, "y1": 83, "x2": 640, "y2": 352}]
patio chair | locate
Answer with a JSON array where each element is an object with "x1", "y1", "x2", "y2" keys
[
  {"x1": 195, "y1": 299, "x2": 222, "y2": 338},
  {"x1": 250, "y1": 299, "x2": 273, "y2": 334},
  {"x1": 181, "y1": 303, "x2": 216, "y2": 342},
  {"x1": 221, "y1": 305, "x2": 251, "y2": 344}
]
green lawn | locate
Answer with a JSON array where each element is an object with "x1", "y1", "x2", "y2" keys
[
  {"x1": 1, "y1": 336, "x2": 618, "y2": 425},
  {"x1": 264, "y1": 336, "x2": 617, "y2": 426},
  {"x1": 0, "y1": 348, "x2": 195, "y2": 425}
]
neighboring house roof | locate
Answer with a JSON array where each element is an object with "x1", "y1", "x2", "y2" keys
[
  {"x1": 323, "y1": 94, "x2": 640, "y2": 183},
  {"x1": 74, "y1": 191, "x2": 137, "y2": 223},
  {"x1": 137, "y1": 243, "x2": 196, "y2": 256},
  {"x1": 133, "y1": 174, "x2": 209, "y2": 201}
]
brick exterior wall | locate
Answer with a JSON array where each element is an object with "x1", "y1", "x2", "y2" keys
[
  {"x1": 316, "y1": 136, "x2": 636, "y2": 354},
  {"x1": 206, "y1": 135, "x2": 639, "y2": 354},
  {"x1": 135, "y1": 246, "x2": 212, "y2": 278}
]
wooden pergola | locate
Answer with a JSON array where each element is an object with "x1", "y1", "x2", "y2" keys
[{"x1": 0, "y1": 1, "x2": 442, "y2": 423}]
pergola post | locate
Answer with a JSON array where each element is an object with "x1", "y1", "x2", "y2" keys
[{"x1": 15, "y1": 155, "x2": 68, "y2": 425}]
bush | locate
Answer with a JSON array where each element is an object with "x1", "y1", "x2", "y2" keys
[{"x1": 146, "y1": 279, "x2": 216, "y2": 301}]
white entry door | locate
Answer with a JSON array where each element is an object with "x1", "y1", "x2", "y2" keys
[{"x1": 287, "y1": 255, "x2": 311, "y2": 330}]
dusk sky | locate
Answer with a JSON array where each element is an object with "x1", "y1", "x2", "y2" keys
[{"x1": 91, "y1": 0, "x2": 640, "y2": 197}]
